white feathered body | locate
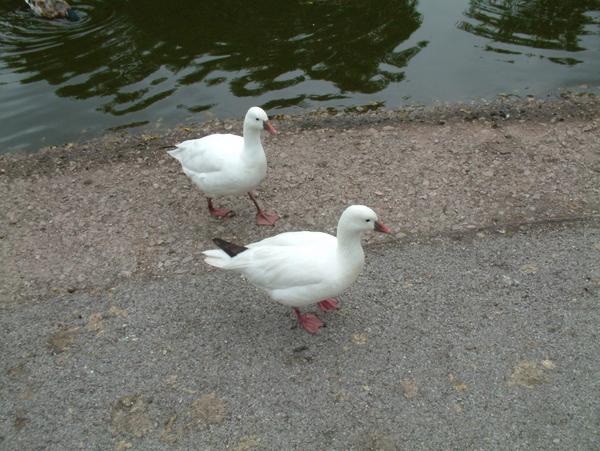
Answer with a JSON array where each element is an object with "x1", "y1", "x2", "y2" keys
[
  {"x1": 168, "y1": 133, "x2": 267, "y2": 197},
  {"x1": 203, "y1": 231, "x2": 365, "y2": 307}
]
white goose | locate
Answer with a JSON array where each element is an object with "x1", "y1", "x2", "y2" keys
[
  {"x1": 168, "y1": 107, "x2": 279, "y2": 226},
  {"x1": 203, "y1": 205, "x2": 392, "y2": 333}
]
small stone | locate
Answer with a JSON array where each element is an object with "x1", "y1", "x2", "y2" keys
[
  {"x1": 351, "y1": 333, "x2": 368, "y2": 345},
  {"x1": 519, "y1": 263, "x2": 538, "y2": 274},
  {"x1": 502, "y1": 275, "x2": 520, "y2": 286},
  {"x1": 164, "y1": 374, "x2": 178, "y2": 386}
]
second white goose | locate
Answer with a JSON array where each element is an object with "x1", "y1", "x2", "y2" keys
[{"x1": 203, "y1": 205, "x2": 392, "y2": 333}]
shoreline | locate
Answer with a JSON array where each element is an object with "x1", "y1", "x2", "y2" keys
[
  {"x1": 1, "y1": 92, "x2": 598, "y2": 172},
  {"x1": 1, "y1": 94, "x2": 599, "y2": 304}
]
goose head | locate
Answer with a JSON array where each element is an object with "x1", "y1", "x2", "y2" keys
[
  {"x1": 244, "y1": 107, "x2": 276, "y2": 135},
  {"x1": 338, "y1": 205, "x2": 392, "y2": 236}
]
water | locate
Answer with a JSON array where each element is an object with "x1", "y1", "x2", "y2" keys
[{"x1": 1, "y1": 0, "x2": 599, "y2": 153}]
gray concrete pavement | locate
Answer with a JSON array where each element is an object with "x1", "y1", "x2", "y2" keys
[{"x1": 2, "y1": 219, "x2": 599, "y2": 450}]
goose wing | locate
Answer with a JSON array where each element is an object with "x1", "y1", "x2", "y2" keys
[{"x1": 170, "y1": 134, "x2": 242, "y2": 174}]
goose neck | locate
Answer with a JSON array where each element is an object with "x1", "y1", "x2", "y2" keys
[
  {"x1": 336, "y1": 228, "x2": 364, "y2": 261},
  {"x1": 243, "y1": 124, "x2": 263, "y2": 149}
]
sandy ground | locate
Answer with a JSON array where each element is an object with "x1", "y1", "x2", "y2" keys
[{"x1": 1, "y1": 95, "x2": 600, "y2": 449}]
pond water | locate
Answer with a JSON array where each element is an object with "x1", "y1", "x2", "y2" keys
[{"x1": 1, "y1": 0, "x2": 599, "y2": 153}]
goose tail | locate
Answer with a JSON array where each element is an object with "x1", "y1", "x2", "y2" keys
[
  {"x1": 202, "y1": 238, "x2": 248, "y2": 269},
  {"x1": 167, "y1": 146, "x2": 184, "y2": 162},
  {"x1": 202, "y1": 249, "x2": 231, "y2": 269}
]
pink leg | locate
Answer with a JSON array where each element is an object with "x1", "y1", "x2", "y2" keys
[
  {"x1": 318, "y1": 298, "x2": 339, "y2": 312},
  {"x1": 293, "y1": 308, "x2": 324, "y2": 334},
  {"x1": 248, "y1": 192, "x2": 279, "y2": 226},
  {"x1": 207, "y1": 198, "x2": 232, "y2": 218}
]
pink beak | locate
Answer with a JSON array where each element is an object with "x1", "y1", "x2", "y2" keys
[
  {"x1": 374, "y1": 221, "x2": 392, "y2": 234},
  {"x1": 263, "y1": 120, "x2": 277, "y2": 135}
]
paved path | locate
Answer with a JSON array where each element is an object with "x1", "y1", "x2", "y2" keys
[{"x1": 2, "y1": 219, "x2": 599, "y2": 449}]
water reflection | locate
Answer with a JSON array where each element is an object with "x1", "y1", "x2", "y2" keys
[
  {"x1": 459, "y1": 0, "x2": 600, "y2": 65},
  {"x1": 0, "y1": 0, "x2": 424, "y2": 117}
]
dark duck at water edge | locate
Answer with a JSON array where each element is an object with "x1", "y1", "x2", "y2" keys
[{"x1": 24, "y1": 0, "x2": 79, "y2": 21}]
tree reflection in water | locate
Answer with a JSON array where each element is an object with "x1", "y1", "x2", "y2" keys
[
  {"x1": 0, "y1": 0, "x2": 425, "y2": 116},
  {"x1": 458, "y1": 0, "x2": 600, "y2": 65}
]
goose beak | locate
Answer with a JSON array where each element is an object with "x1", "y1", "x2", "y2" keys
[
  {"x1": 263, "y1": 120, "x2": 277, "y2": 135},
  {"x1": 374, "y1": 221, "x2": 392, "y2": 234}
]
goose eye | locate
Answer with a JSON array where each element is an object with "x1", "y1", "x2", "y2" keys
[
  {"x1": 365, "y1": 219, "x2": 371, "y2": 222},
  {"x1": 256, "y1": 118, "x2": 260, "y2": 121}
]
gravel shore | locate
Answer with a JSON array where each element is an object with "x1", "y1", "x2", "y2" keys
[{"x1": 1, "y1": 94, "x2": 598, "y2": 303}]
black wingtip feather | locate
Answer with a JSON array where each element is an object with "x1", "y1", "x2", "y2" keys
[{"x1": 213, "y1": 238, "x2": 248, "y2": 257}]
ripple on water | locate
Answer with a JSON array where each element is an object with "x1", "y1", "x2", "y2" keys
[{"x1": 0, "y1": 0, "x2": 598, "y2": 153}]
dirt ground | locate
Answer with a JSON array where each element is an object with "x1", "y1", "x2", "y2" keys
[{"x1": 1, "y1": 94, "x2": 599, "y2": 305}]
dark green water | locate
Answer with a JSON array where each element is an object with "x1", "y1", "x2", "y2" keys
[{"x1": 1, "y1": 0, "x2": 599, "y2": 153}]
